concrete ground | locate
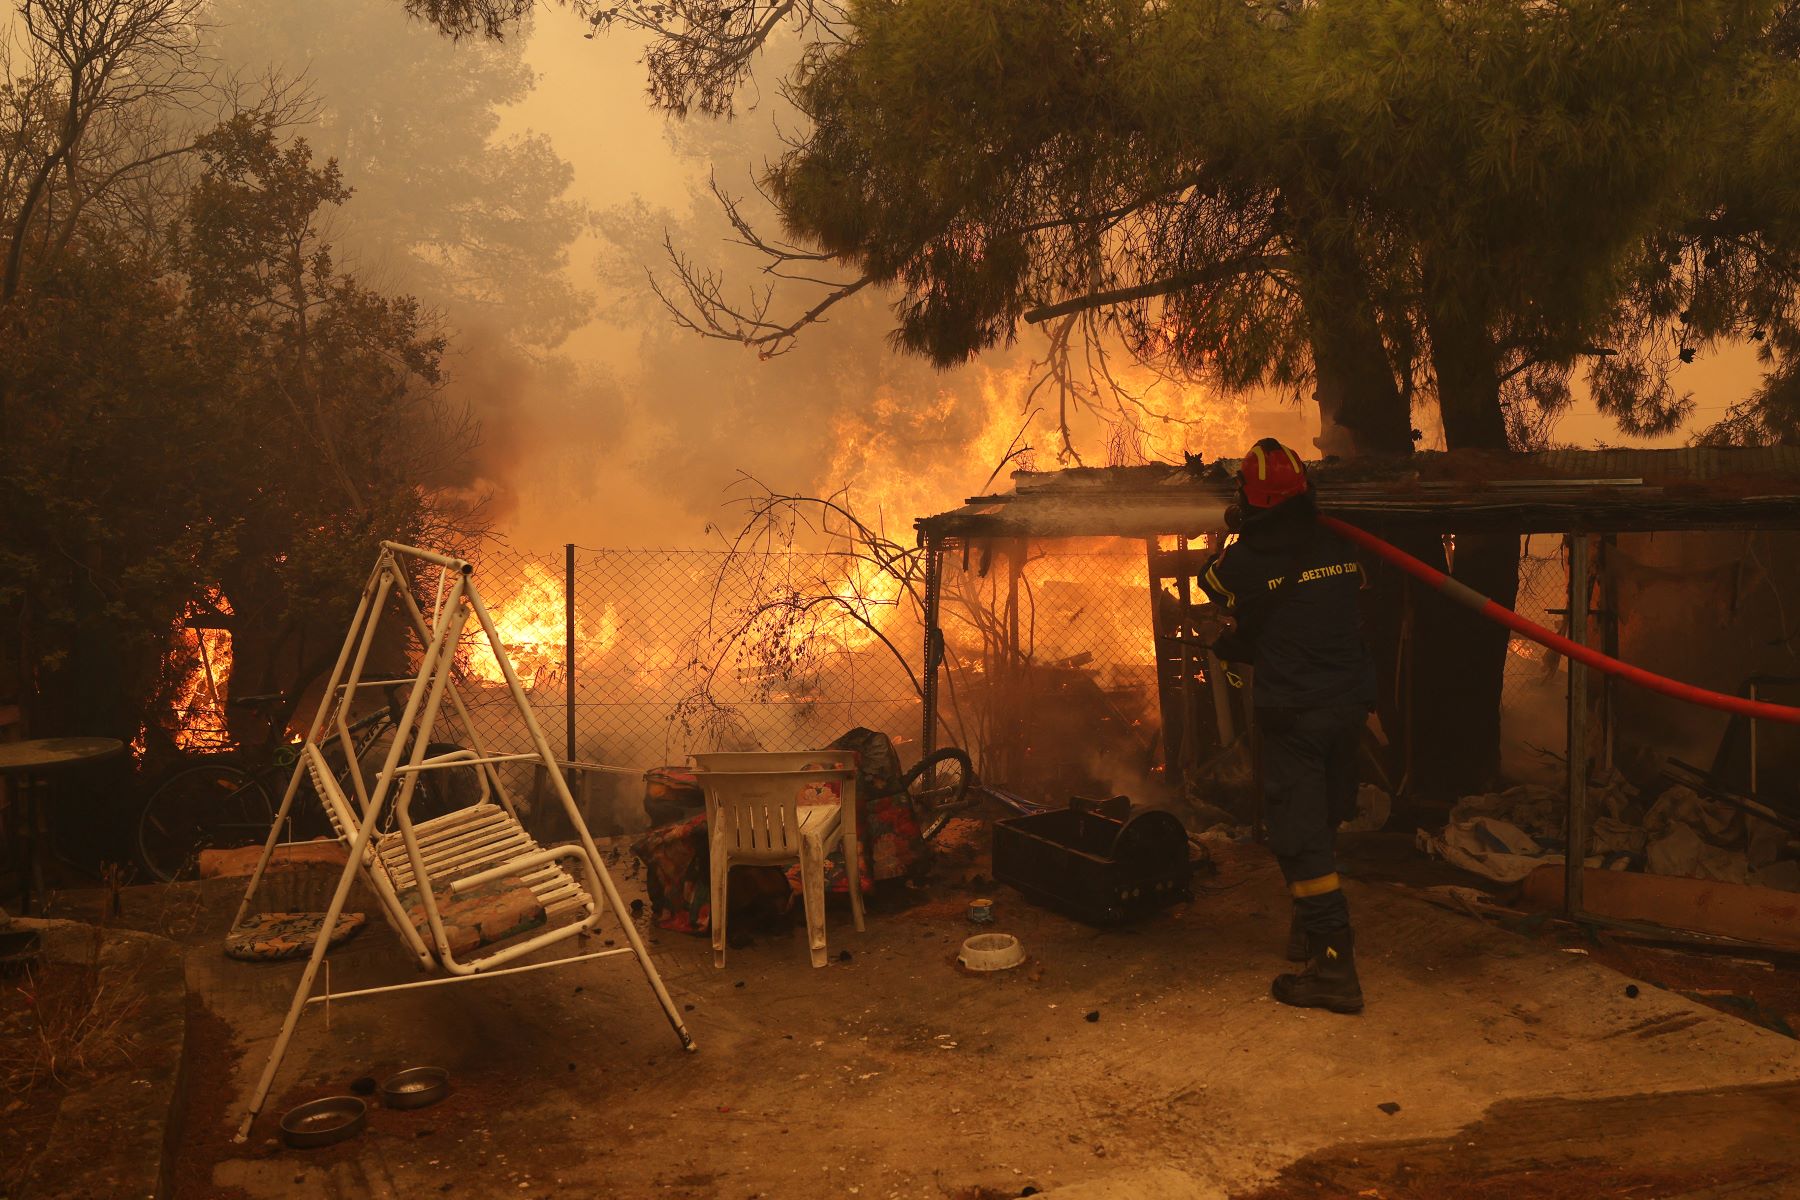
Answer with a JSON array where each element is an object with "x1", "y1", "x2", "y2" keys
[{"x1": 155, "y1": 831, "x2": 1800, "y2": 1199}]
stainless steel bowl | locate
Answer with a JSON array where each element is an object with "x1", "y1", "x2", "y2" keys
[
  {"x1": 380, "y1": 1066, "x2": 450, "y2": 1110},
  {"x1": 280, "y1": 1095, "x2": 367, "y2": 1149}
]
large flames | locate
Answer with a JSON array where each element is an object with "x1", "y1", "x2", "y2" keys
[
  {"x1": 826, "y1": 558, "x2": 904, "y2": 651},
  {"x1": 467, "y1": 558, "x2": 618, "y2": 690},
  {"x1": 452, "y1": 352, "x2": 1252, "y2": 767},
  {"x1": 786, "y1": 359, "x2": 1252, "y2": 685}
]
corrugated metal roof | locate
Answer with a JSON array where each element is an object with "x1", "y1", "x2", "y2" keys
[
  {"x1": 917, "y1": 446, "x2": 1800, "y2": 542},
  {"x1": 1529, "y1": 446, "x2": 1800, "y2": 482}
]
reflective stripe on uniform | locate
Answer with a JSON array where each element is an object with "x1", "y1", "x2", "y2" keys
[
  {"x1": 1290, "y1": 872, "x2": 1341, "y2": 898},
  {"x1": 1203, "y1": 559, "x2": 1236, "y2": 608}
]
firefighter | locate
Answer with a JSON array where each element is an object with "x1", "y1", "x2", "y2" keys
[{"x1": 1198, "y1": 437, "x2": 1376, "y2": 1014}]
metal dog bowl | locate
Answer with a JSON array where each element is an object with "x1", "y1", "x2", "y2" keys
[
  {"x1": 380, "y1": 1066, "x2": 450, "y2": 1110},
  {"x1": 280, "y1": 1095, "x2": 367, "y2": 1149}
]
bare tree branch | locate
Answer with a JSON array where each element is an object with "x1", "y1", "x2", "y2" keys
[{"x1": 1022, "y1": 254, "x2": 1290, "y2": 326}]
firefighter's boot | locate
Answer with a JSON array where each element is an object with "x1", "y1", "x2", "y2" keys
[
  {"x1": 1285, "y1": 910, "x2": 1309, "y2": 962},
  {"x1": 1271, "y1": 929, "x2": 1364, "y2": 1013}
]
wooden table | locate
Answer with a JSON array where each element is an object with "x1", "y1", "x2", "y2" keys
[{"x1": 0, "y1": 737, "x2": 125, "y2": 914}]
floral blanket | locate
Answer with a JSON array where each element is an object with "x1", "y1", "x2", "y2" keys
[{"x1": 631, "y1": 729, "x2": 927, "y2": 935}]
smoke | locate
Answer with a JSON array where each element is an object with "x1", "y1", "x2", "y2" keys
[
  {"x1": 425, "y1": 324, "x2": 626, "y2": 536},
  {"x1": 204, "y1": 1, "x2": 1256, "y2": 558}
]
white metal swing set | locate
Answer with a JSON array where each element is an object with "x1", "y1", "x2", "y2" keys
[{"x1": 230, "y1": 541, "x2": 695, "y2": 1141}]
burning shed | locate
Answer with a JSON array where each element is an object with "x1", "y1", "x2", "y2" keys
[{"x1": 915, "y1": 445, "x2": 1800, "y2": 931}]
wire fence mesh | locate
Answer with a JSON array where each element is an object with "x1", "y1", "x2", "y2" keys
[
  {"x1": 433, "y1": 537, "x2": 1162, "y2": 808},
  {"x1": 429, "y1": 533, "x2": 1582, "y2": 814},
  {"x1": 1505, "y1": 534, "x2": 1570, "y2": 702},
  {"x1": 455, "y1": 543, "x2": 928, "y2": 777}
]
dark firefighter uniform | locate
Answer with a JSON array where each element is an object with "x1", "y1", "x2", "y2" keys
[{"x1": 1199, "y1": 438, "x2": 1376, "y2": 1014}]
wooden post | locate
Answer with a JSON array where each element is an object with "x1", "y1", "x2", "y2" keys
[
  {"x1": 920, "y1": 535, "x2": 943, "y2": 759},
  {"x1": 1565, "y1": 533, "x2": 1591, "y2": 917},
  {"x1": 1599, "y1": 535, "x2": 1619, "y2": 772}
]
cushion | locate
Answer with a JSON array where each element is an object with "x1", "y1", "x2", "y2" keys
[
  {"x1": 200, "y1": 839, "x2": 348, "y2": 880},
  {"x1": 399, "y1": 874, "x2": 546, "y2": 958},
  {"x1": 797, "y1": 765, "x2": 844, "y2": 807},
  {"x1": 225, "y1": 911, "x2": 366, "y2": 962}
]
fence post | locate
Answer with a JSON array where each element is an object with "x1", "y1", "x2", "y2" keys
[
  {"x1": 564, "y1": 543, "x2": 576, "y2": 766},
  {"x1": 1564, "y1": 532, "x2": 1591, "y2": 918},
  {"x1": 1599, "y1": 534, "x2": 1618, "y2": 772},
  {"x1": 921, "y1": 534, "x2": 943, "y2": 759}
]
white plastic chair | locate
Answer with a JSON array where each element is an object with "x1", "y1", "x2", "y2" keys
[{"x1": 695, "y1": 759, "x2": 864, "y2": 968}]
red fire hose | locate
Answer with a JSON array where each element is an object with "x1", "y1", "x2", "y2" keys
[{"x1": 1318, "y1": 514, "x2": 1800, "y2": 727}]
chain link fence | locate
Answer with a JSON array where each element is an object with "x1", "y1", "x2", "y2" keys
[
  {"x1": 452, "y1": 543, "x2": 926, "y2": 775},
  {"x1": 1505, "y1": 534, "x2": 1570, "y2": 700},
  {"x1": 433, "y1": 533, "x2": 1576, "y2": 815},
  {"x1": 430, "y1": 537, "x2": 1159, "y2": 810}
]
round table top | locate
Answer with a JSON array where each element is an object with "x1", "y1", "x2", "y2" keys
[{"x1": 0, "y1": 737, "x2": 127, "y2": 775}]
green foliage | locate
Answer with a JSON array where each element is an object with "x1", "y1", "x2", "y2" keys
[
  {"x1": 0, "y1": 114, "x2": 460, "y2": 746},
  {"x1": 758, "y1": 0, "x2": 1800, "y2": 451},
  {"x1": 209, "y1": 0, "x2": 593, "y2": 348}
]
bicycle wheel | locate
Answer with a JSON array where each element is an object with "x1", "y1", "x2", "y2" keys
[
  {"x1": 136, "y1": 762, "x2": 275, "y2": 883},
  {"x1": 905, "y1": 747, "x2": 975, "y2": 841}
]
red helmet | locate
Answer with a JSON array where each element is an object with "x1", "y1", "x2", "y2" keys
[{"x1": 1237, "y1": 437, "x2": 1308, "y2": 508}]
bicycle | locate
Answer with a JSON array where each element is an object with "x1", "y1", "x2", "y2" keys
[
  {"x1": 135, "y1": 680, "x2": 479, "y2": 883},
  {"x1": 905, "y1": 746, "x2": 976, "y2": 841}
]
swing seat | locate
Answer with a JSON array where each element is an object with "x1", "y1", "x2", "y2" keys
[
  {"x1": 225, "y1": 911, "x2": 367, "y2": 962},
  {"x1": 232, "y1": 541, "x2": 695, "y2": 1144},
  {"x1": 397, "y1": 872, "x2": 545, "y2": 958},
  {"x1": 375, "y1": 803, "x2": 589, "y2": 925},
  {"x1": 306, "y1": 748, "x2": 593, "y2": 966}
]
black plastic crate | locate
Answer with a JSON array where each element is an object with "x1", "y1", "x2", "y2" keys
[{"x1": 992, "y1": 795, "x2": 1193, "y2": 925}]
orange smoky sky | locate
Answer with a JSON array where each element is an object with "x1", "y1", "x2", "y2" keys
[{"x1": 406, "y1": 8, "x2": 1776, "y2": 552}]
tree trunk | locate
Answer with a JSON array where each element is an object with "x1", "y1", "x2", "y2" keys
[
  {"x1": 1288, "y1": 224, "x2": 1419, "y2": 795},
  {"x1": 1412, "y1": 305, "x2": 1520, "y2": 796},
  {"x1": 1430, "y1": 311, "x2": 1512, "y2": 451},
  {"x1": 1295, "y1": 234, "x2": 1415, "y2": 460}
]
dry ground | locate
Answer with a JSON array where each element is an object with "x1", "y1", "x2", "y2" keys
[{"x1": 57, "y1": 826, "x2": 1800, "y2": 1199}]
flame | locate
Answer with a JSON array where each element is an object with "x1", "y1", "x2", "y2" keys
[
  {"x1": 135, "y1": 588, "x2": 236, "y2": 757},
  {"x1": 1508, "y1": 638, "x2": 1547, "y2": 662},
  {"x1": 827, "y1": 558, "x2": 904, "y2": 650},
  {"x1": 469, "y1": 559, "x2": 618, "y2": 689},
  {"x1": 796, "y1": 357, "x2": 1249, "y2": 676}
]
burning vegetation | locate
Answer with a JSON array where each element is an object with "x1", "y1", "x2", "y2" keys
[{"x1": 138, "y1": 590, "x2": 235, "y2": 757}]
